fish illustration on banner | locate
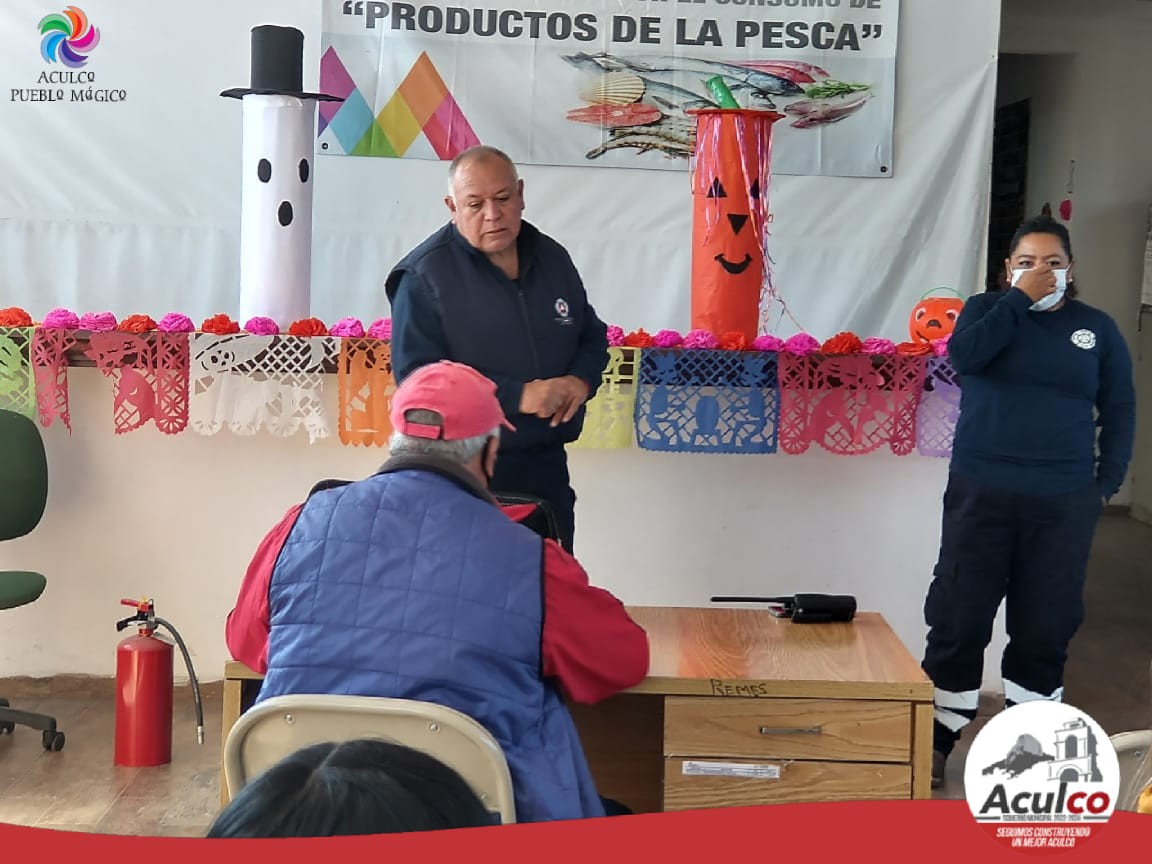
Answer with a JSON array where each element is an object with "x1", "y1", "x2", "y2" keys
[{"x1": 561, "y1": 53, "x2": 871, "y2": 162}]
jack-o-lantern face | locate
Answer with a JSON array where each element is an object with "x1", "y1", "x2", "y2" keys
[
  {"x1": 705, "y1": 176, "x2": 761, "y2": 276},
  {"x1": 690, "y1": 109, "x2": 782, "y2": 341},
  {"x1": 909, "y1": 295, "x2": 963, "y2": 342}
]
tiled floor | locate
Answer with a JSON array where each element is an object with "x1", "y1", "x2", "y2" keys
[
  {"x1": 0, "y1": 678, "x2": 223, "y2": 836},
  {"x1": 1, "y1": 514, "x2": 1149, "y2": 834}
]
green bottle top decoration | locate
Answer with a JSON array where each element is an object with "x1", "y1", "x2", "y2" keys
[{"x1": 705, "y1": 76, "x2": 740, "y2": 109}]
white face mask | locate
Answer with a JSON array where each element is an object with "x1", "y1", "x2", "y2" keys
[{"x1": 1011, "y1": 267, "x2": 1068, "y2": 311}]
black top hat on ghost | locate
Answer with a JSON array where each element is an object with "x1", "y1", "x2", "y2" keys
[{"x1": 221, "y1": 25, "x2": 343, "y2": 102}]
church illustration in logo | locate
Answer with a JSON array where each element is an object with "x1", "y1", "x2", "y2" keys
[
  {"x1": 1047, "y1": 716, "x2": 1104, "y2": 783},
  {"x1": 980, "y1": 715, "x2": 1103, "y2": 783}
]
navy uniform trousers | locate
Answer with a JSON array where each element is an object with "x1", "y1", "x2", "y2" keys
[{"x1": 921, "y1": 471, "x2": 1103, "y2": 756}]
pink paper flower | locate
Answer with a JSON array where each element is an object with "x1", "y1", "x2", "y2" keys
[
  {"x1": 158, "y1": 313, "x2": 194, "y2": 333},
  {"x1": 367, "y1": 317, "x2": 392, "y2": 340},
  {"x1": 42, "y1": 308, "x2": 80, "y2": 329},
  {"x1": 606, "y1": 324, "x2": 625, "y2": 347},
  {"x1": 681, "y1": 329, "x2": 719, "y2": 350},
  {"x1": 782, "y1": 333, "x2": 821, "y2": 356},
  {"x1": 244, "y1": 316, "x2": 280, "y2": 336},
  {"x1": 653, "y1": 329, "x2": 683, "y2": 348},
  {"x1": 861, "y1": 337, "x2": 897, "y2": 355},
  {"x1": 751, "y1": 334, "x2": 784, "y2": 352},
  {"x1": 329, "y1": 317, "x2": 365, "y2": 338},
  {"x1": 931, "y1": 334, "x2": 951, "y2": 356},
  {"x1": 79, "y1": 312, "x2": 117, "y2": 332}
]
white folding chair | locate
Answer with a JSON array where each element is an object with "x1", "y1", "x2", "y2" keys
[
  {"x1": 1110, "y1": 729, "x2": 1152, "y2": 811},
  {"x1": 222, "y1": 694, "x2": 516, "y2": 824}
]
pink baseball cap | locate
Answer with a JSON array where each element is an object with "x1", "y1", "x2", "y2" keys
[{"x1": 391, "y1": 360, "x2": 516, "y2": 440}]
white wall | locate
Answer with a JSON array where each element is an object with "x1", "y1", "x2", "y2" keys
[
  {"x1": 0, "y1": 0, "x2": 1000, "y2": 342},
  {"x1": 0, "y1": 0, "x2": 1005, "y2": 686},
  {"x1": 1, "y1": 369, "x2": 951, "y2": 683},
  {"x1": 1001, "y1": 0, "x2": 1152, "y2": 506}
]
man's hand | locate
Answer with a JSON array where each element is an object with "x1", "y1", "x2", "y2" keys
[
  {"x1": 519, "y1": 376, "x2": 590, "y2": 426},
  {"x1": 548, "y1": 376, "x2": 590, "y2": 427},
  {"x1": 520, "y1": 379, "x2": 564, "y2": 416}
]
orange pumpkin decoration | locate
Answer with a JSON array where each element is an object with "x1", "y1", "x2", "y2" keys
[
  {"x1": 689, "y1": 108, "x2": 784, "y2": 342},
  {"x1": 909, "y1": 288, "x2": 964, "y2": 343}
]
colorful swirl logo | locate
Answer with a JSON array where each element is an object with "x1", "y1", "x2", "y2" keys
[{"x1": 38, "y1": 6, "x2": 100, "y2": 68}]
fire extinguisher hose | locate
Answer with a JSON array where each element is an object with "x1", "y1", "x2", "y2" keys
[{"x1": 154, "y1": 617, "x2": 205, "y2": 745}]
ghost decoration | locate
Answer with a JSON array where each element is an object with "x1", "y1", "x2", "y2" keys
[
  {"x1": 688, "y1": 108, "x2": 783, "y2": 342},
  {"x1": 221, "y1": 26, "x2": 342, "y2": 326}
]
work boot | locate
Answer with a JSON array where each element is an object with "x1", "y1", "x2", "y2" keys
[{"x1": 931, "y1": 749, "x2": 947, "y2": 789}]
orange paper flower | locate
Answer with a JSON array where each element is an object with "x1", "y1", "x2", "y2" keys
[
  {"x1": 118, "y1": 314, "x2": 158, "y2": 334},
  {"x1": 821, "y1": 331, "x2": 863, "y2": 355},
  {"x1": 288, "y1": 317, "x2": 329, "y2": 337},
  {"x1": 896, "y1": 341, "x2": 932, "y2": 356},
  {"x1": 718, "y1": 331, "x2": 748, "y2": 351},
  {"x1": 623, "y1": 328, "x2": 655, "y2": 349},
  {"x1": 0, "y1": 307, "x2": 33, "y2": 327},
  {"x1": 201, "y1": 314, "x2": 240, "y2": 335}
]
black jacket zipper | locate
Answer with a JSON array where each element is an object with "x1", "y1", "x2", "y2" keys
[
  {"x1": 515, "y1": 282, "x2": 544, "y2": 379},
  {"x1": 507, "y1": 245, "x2": 544, "y2": 380}
]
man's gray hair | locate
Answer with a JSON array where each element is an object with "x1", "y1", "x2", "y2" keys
[
  {"x1": 446, "y1": 145, "x2": 518, "y2": 196},
  {"x1": 389, "y1": 408, "x2": 499, "y2": 463}
]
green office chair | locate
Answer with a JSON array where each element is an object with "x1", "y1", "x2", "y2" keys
[{"x1": 0, "y1": 408, "x2": 64, "y2": 751}]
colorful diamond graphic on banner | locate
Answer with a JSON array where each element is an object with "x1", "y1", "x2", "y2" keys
[
  {"x1": 329, "y1": 89, "x2": 377, "y2": 155},
  {"x1": 319, "y1": 49, "x2": 479, "y2": 159},
  {"x1": 318, "y1": 45, "x2": 356, "y2": 136}
]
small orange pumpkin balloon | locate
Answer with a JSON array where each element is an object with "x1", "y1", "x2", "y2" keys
[{"x1": 909, "y1": 288, "x2": 964, "y2": 343}]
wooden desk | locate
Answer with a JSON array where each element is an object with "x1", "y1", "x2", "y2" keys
[{"x1": 220, "y1": 606, "x2": 934, "y2": 811}]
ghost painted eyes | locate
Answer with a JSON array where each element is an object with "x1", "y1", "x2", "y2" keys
[
  {"x1": 256, "y1": 158, "x2": 310, "y2": 185},
  {"x1": 256, "y1": 157, "x2": 311, "y2": 227}
]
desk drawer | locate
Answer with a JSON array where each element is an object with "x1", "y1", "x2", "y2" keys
[
  {"x1": 664, "y1": 697, "x2": 911, "y2": 762},
  {"x1": 663, "y1": 757, "x2": 911, "y2": 809}
]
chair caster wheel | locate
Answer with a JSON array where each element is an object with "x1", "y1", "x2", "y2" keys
[
  {"x1": 42, "y1": 730, "x2": 65, "y2": 751},
  {"x1": 0, "y1": 721, "x2": 14, "y2": 735}
]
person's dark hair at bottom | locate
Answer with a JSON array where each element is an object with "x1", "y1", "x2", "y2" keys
[{"x1": 207, "y1": 738, "x2": 496, "y2": 837}]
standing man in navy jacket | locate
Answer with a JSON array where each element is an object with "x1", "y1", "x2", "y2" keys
[{"x1": 386, "y1": 145, "x2": 609, "y2": 553}]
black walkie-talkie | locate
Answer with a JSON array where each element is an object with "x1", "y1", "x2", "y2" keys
[{"x1": 710, "y1": 593, "x2": 857, "y2": 623}]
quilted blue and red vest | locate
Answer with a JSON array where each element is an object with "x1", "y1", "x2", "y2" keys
[{"x1": 257, "y1": 457, "x2": 606, "y2": 823}]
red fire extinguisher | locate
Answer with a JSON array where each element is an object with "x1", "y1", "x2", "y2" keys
[{"x1": 114, "y1": 597, "x2": 204, "y2": 767}]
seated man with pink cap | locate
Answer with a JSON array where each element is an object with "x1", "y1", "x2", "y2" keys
[{"x1": 225, "y1": 360, "x2": 649, "y2": 823}]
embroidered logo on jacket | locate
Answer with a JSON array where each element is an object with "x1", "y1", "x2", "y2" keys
[
  {"x1": 554, "y1": 298, "x2": 572, "y2": 325},
  {"x1": 1070, "y1": 329, "x2": 1096, "y2": 350}
]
